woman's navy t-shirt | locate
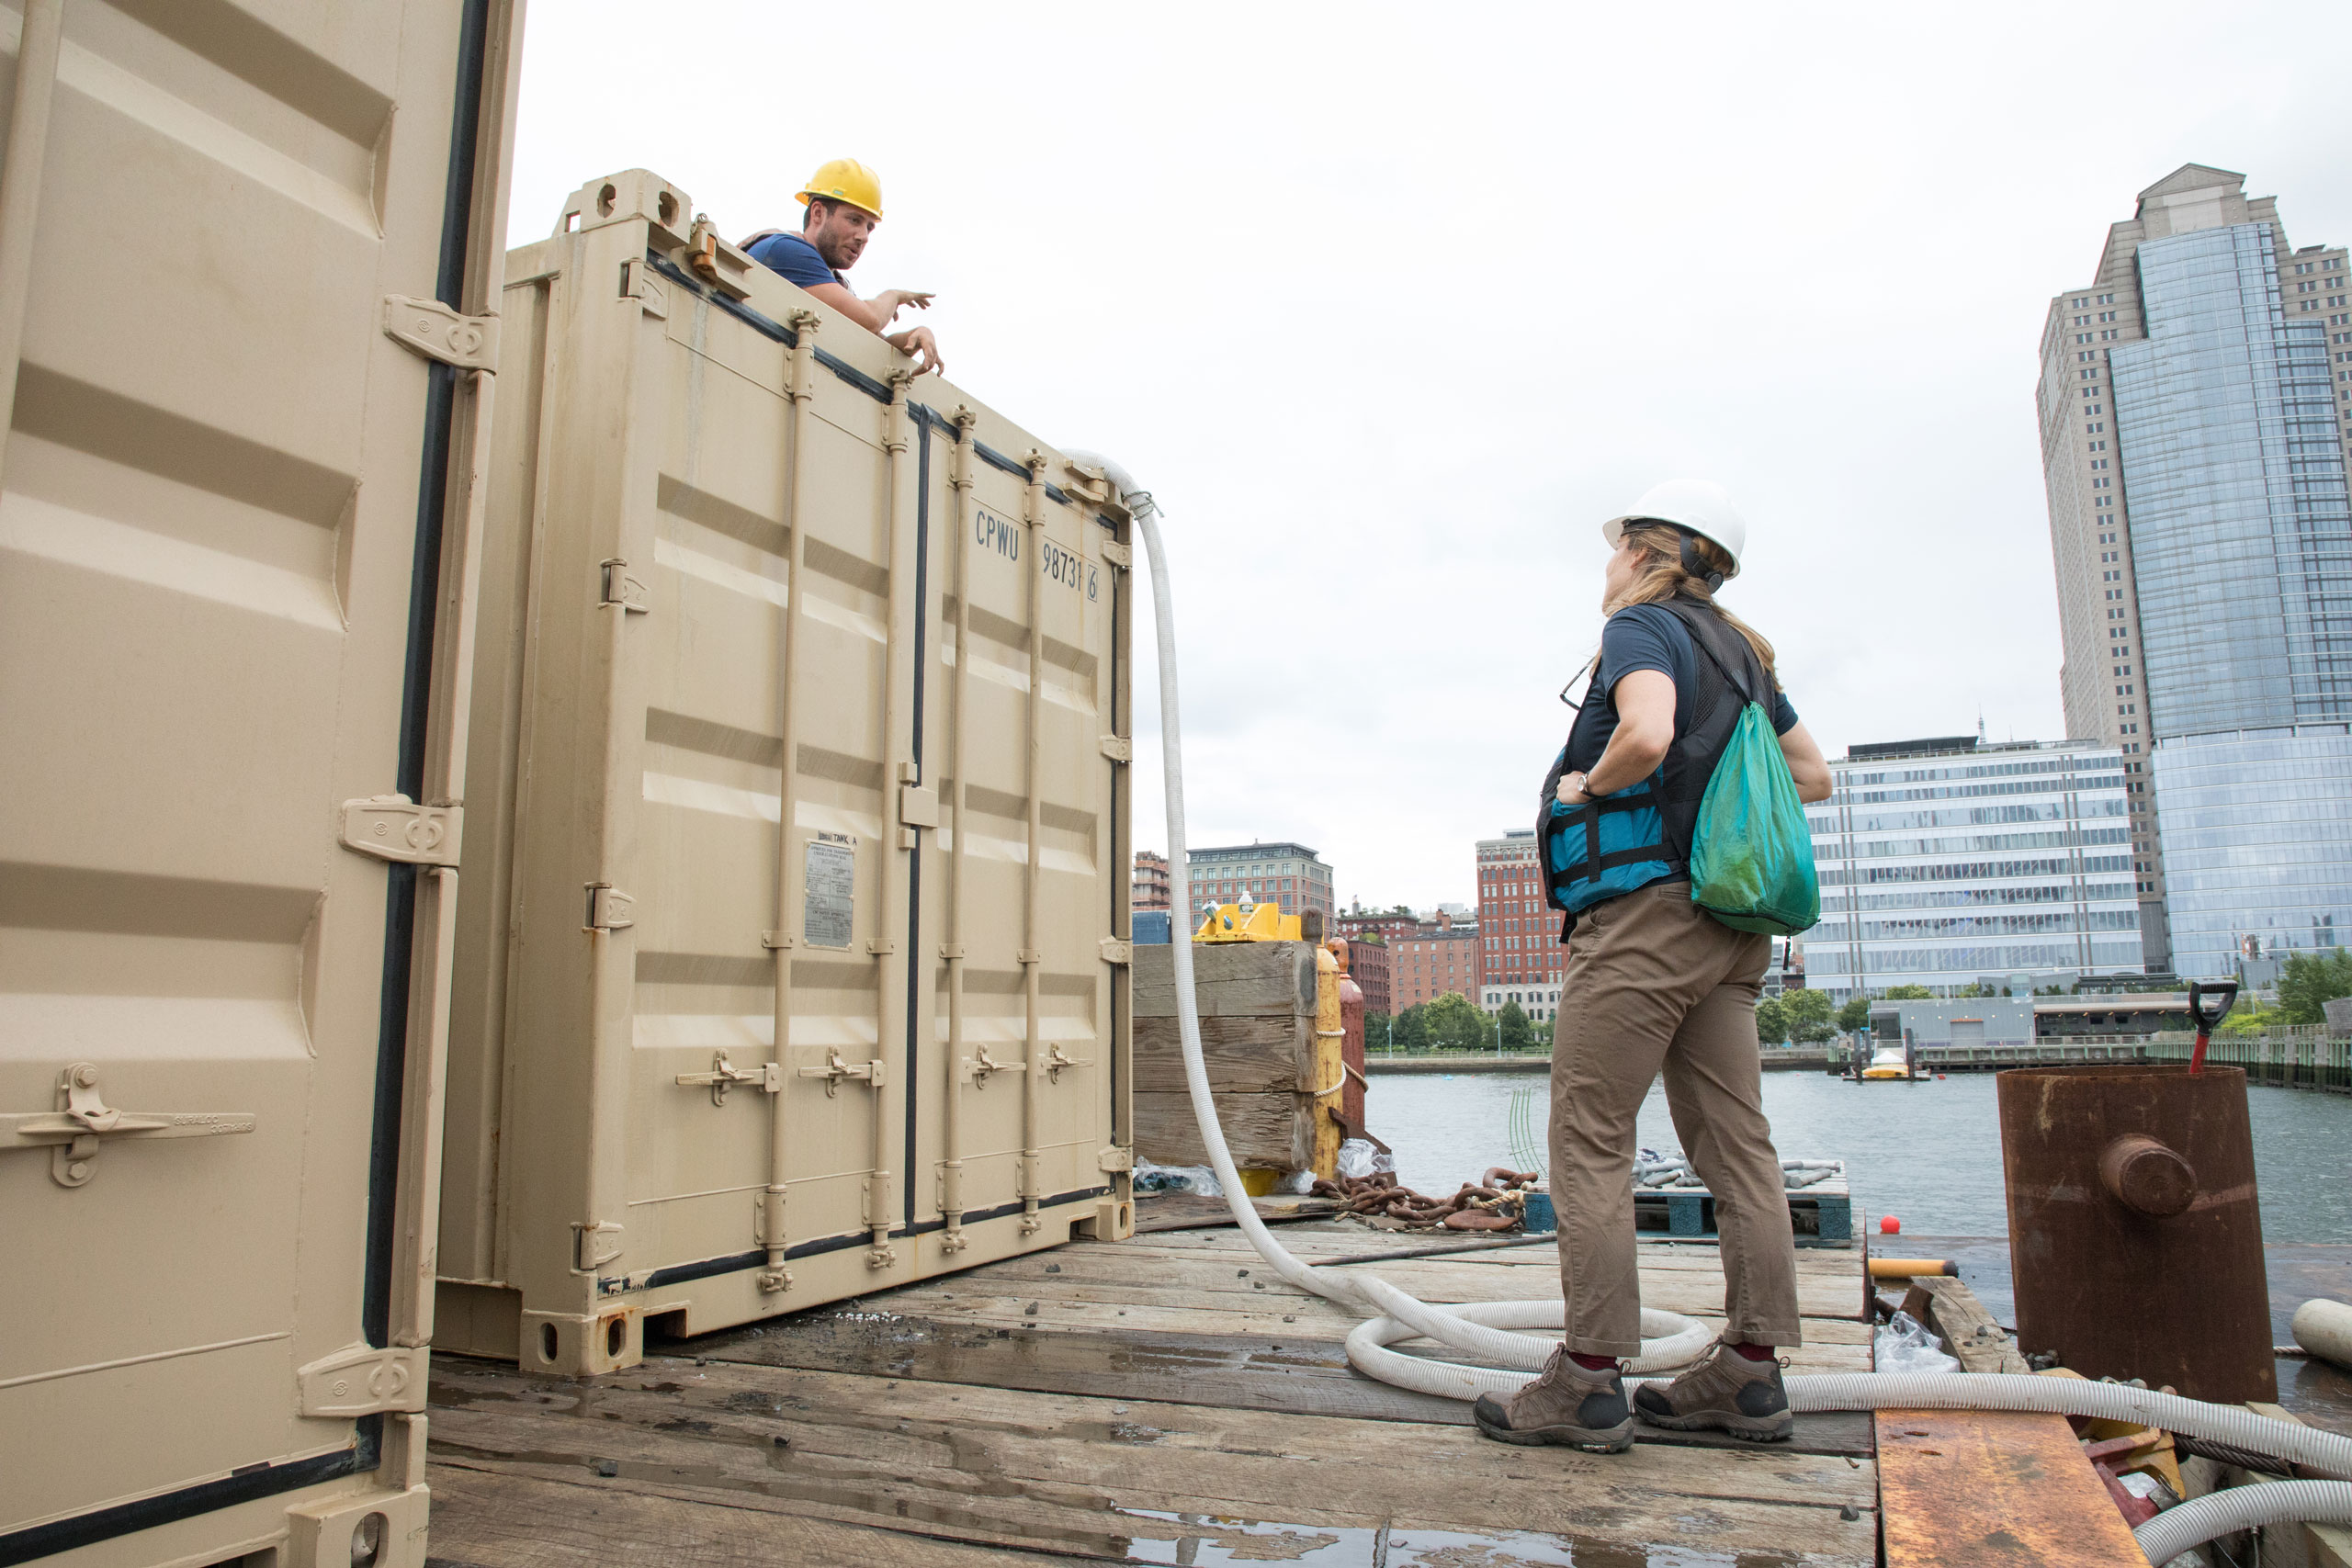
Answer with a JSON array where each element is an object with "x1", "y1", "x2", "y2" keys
[{"x1": 1563, "y1": 603, "x2": 1799, "y2": 775}]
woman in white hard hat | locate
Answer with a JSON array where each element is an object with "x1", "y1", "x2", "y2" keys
[{"x1": 1474, "y1": 480, "x2": 1833, "y2": 1455}]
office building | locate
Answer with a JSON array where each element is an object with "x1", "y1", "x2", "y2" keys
[
  {"x1": 1183, "y1": 841, "x2": 1335, "y2": 928},
  {"x1": 1387, "y1": 915, "x2": 1480, "y2": 1010},
  {"x1": 2038, "y1": 164, "x2": 2352, "y2": 978},
  {"x1": 1476, "y1": 829, "x2": 1560, "y2": 1020},
  {"x1": 1807, "y1": 737, "x2": 2143, "y2": 1003},
  {"x1": 1132, "y1": 851, "x2": 1170, "y2": 912}
]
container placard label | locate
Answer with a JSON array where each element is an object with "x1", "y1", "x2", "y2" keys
[{"x1": 804, "y1": 834, "x2": 855, "y2": 948}]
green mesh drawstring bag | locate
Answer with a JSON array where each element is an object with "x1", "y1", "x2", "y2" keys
[{"x1": 1688, "y1": 700, "x2": 1819, "y2": 936}]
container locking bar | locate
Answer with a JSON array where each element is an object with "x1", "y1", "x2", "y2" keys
[{"x1": 0, "y1": 1063, "x2": 254, "y2": 1188}]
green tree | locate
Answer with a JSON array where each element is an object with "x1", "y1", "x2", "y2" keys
[
  {"x1": 1782, "y1": 988, "x2": 1835, "y2": 1043},
  {"x1": 1424, "y1": 992, "x2": 1487, "y2": 1051},
  {"x1": 1836, "y1": 995, "x2": 1872, "y2": 1034},
  {"x1": 1755, "y1": 994, "x2": 1789, "y2": 1045},
  {"x1": 1883, "y1": 984, "x2": 1934, "y2": 1000},
  {"x1": 2278, "y1": 948, "x2": 2352, "y2": 1026},
  {"x1": 1363, "y1": 1010, "x2": 1392, "y2": 1053},
  {"x1": 1391, "y1": 1005, "x2": 1430, "y2": 1053},
  {"x1": 1498, "y1": 1000, "x2": 1533, "y2": 1052}
]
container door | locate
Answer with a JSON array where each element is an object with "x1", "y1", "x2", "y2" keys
[{"x1": 0, "y1": 1, "x2": 517, "y2": 1562}]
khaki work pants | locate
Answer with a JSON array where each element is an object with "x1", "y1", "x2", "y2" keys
[{"x1": 1550, "y1": 879, "x2": 1802, "y2": 1358}]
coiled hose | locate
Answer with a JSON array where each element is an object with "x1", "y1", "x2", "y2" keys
[{"x1": 1074, "y1": 453, "x2": 2352, "y2": 1563}]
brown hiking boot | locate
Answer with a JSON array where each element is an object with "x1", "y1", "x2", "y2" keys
[
  {"x1": 1472, "y1": 1349, "x2": 1635, "y2": 1453},
  {"x1": 1632, "y1": 1344, "x2": 1793, "y2": 1443}
]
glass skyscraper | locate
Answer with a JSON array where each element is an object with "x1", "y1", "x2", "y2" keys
[{"x1": 2039, "y1": 166, "x2": 2352, "y2": 981}]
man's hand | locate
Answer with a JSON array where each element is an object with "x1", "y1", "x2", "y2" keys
[
  {"x1": 887, "y1": 325, "x2": 944, "y2": 377},
  {"x1": 1555, "y1": 771, "x2": 1590, "y2": 807},
  {"x1": 868, "y1": 288, "x2": 934, "y2": 328}
]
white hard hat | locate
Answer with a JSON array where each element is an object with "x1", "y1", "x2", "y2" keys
[{"x1": 1601, "y1": 479, "x2": 1747, "y2": 580}]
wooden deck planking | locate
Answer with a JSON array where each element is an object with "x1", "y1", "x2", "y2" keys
[
  {"x1": 427, "y1": 1224, "x2": 1881, "y2": 1564},
  {"x1": 1876, "y1": 1408, "x2": 2152, "y2": 1567},
  {"x1": 429, "y1": 1354, "x2": 1878, "y2": 1565}
]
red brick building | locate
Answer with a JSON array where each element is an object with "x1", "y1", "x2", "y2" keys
[
  {"x1": 1337, "y1": 907, "x2": 1419, "y2": 942},
  {"x1": 1387, "y1": 915, "x2": 1480, "y2": 1011},
  {"x1": 1476, "y1": 829, "x2": 1560, "y2": 1021},
  {"x1": 1345, "y1": 938, "x2": 1391, "y2": 1017}
]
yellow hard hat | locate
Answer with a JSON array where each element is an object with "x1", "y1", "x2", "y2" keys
[{"x1": 797, "y1": 158, "x2": 883, "y2": 220}]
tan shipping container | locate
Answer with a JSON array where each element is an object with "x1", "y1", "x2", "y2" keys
[
  {"x1": 0, "y1": 1, "x2": 522, "y2": 1564},
  {"x1": 435, "y1": 171, "x2": 1136, "y2": 1376}
]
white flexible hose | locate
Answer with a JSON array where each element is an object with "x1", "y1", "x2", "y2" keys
[
  {"x1": 1087, "y1": 455, "x2": 2352, "y2": 1543},
  {"x1": 2136, "y1": 1480, "x2": 2352, "y2": 1562}
]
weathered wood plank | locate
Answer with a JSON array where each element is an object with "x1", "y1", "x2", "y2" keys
[
  {"x1": 1130, "y1": 1016, "x2": 1309, "y2": 1096},
  {"x1": 427, "y1": 1356, "x2": 1877, "y2": 1564},
  {"x1": 1132, "y1": 941, "x2": 1315, "y2": 1018},
  {"x1": 1901, "y1": 1274, "x2": 2032, "y2": 1374},
  {"x1": 677, "y1": 1311, "x2": 1878, "y2": 1455},
  {"x1": 1128, "y1": 1194, "x2": 1340, "y2": 1233},
  {"x1": 1134, "y1": 1089, "x2": 1305, "y2": 1168},
  {"x1": 424, "y1": 1462, "x2": 1070, "y2": 1566},
  {"x1": 1877, "y1": 1408, "x2": 2149, "y2": 1567}
]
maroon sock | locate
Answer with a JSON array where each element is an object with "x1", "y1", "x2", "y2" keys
[
  {"x1": 1731, "y1": 1342, "x2": 1776, "y2": 1361},
  {"x1": 1567, "y1": 1351, "x2": 1617, "y2": 1372}
]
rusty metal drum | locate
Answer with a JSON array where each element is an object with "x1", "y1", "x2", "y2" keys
[{"x1": 1997, "y1": 1064, "x2": 2275, "y2": 1403}]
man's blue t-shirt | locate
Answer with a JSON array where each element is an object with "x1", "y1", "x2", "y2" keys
[
  {"x1": 1563, "y1": 603, "x2": 1799, "y2": 774},
  {"x1": 745, "y1": 231, "x2": 843, "y2": 289}
]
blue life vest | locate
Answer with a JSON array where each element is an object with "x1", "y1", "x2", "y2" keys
[{"x1": 1539, "y1": 599, "x2": 1771, "y2": 919}]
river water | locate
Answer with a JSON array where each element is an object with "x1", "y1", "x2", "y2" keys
[{"x1": 1363, "y1": 1068, "x2": 2352, "y2": 1245}]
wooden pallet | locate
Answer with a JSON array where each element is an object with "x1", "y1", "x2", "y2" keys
[{"x1": 1625, "y1": 1183, "x2": 1853, "y2": 1246}]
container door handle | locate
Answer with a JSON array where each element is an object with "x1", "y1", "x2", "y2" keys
[{"x1": 0, "y1": 1064, "x2": 255, "y2": 1187}]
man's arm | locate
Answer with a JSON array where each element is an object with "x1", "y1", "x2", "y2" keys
[{"x1": 800, "y1": 282, "x2": 931, "y2": 335}]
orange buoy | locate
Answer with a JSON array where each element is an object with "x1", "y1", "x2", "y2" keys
[{"x1": 1880, "y1": 1214, "x2": 1901, "y2": 1235}]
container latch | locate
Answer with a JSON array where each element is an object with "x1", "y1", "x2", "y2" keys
[
  {"x1": 673, "y1": 1051, "x2": 781, "y2": 1107},
  {"x1": 1043, "y1": 1043, "x2": 1093, "y2": 1084},
  {"x1": 340, "y1": 795, "x2": 463, "y2": 867},
  {"x1": 381, "y1": 295, "x2": 500, "y2": 373},
  {"x1": 799, "y1": 1045, "x2": 883, "y2": 1098},
  {"x1": 0, "y1": 1064, "x2": 255, "y2": 1188}
]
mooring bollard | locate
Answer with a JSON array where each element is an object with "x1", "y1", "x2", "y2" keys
[{"x1": 1997, "y1": 1063, "x2": 2275, "y2": 1404}]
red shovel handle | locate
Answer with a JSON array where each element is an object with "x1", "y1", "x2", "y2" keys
[{"x1": 2186, "y1": 981, "x2": 2238, "y2": 1074}]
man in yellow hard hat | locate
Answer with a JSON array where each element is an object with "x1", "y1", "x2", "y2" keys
[{"x1": 741, "y1": 159, "x2": 942, "y2": 375}]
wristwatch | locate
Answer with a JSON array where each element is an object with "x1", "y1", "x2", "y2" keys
[{"x1": 1563, "y1": 771, "x2": 1590, "y2": 802}]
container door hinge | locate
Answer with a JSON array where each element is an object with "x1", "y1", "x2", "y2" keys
[
  {"x1": 0, "y1": 1063, "x2": 255, "y2": 1188},
  {"x1": 621, "y1": 258, "x2": 669, "y2": 318},
  {"x1": 297, "y1": 1342, "x2": 426, "y2": 1418},
  {"x1": 1060, "y1": 463, "x2": 1114, "y2": 504},
  {"x1": 1098, "y1": 938, "x2": 1133, "y2": 965},
  {"x1": 574, "y1": 1221, "x2": 625, "y2": 1269},
  {"x1": 1097, "y1": 1145, "x2": 1135, "y2": 1173},
  {"x1": 600, "y1": 558, "x2": 650, "y2": 613},
  {"x1": 340, "y1": 795, "x2": 463, "y2": 867},
  {"x1": 799, "y1": 1045, "x2": 883, "y2": 1098},
  {"x1": 898, "y1": 784, "x2": 939, "y2": 828},
  {"x1": 1099, "y1": 538, "x2": 1133, "y2": 570},
  {"x1": 382, "y1": 295, "x2": 499, "y2": 372},
  {"x1": 1099, "y1": 735, "x2": 1133, "y2": 763},
  {"x1": 585, "y1": 884, "x2": 636, "y2": 931}
]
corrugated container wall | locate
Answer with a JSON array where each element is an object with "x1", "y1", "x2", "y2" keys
[
  {"x1": 436, "y1": 173, "x2": 1135, "y2": 1375},
  {"x1": 0, "y1": 2, "x2": 523, "y2": 1564}
]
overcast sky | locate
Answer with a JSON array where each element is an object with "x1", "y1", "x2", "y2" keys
[{"x1": 507, "y1": 2, "x2": 2352, "y2": 913}]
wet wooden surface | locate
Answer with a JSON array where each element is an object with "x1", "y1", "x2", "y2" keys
[
  {"x1": 1876, "y1": 1407, "x2": 2149, "y2": 1567},
  {"x1": 426, "y1": 1220, "x2": 1883, "y2": 1565}
]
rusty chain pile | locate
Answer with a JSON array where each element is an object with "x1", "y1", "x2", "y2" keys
[{"x1": 1309, "y1": 1167, "x2": 1542, "y2": 1232}]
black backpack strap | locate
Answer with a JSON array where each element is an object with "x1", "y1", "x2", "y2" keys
[{"x1": 1657, "y1": 598, "x2": 1765, "y2": 707}]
